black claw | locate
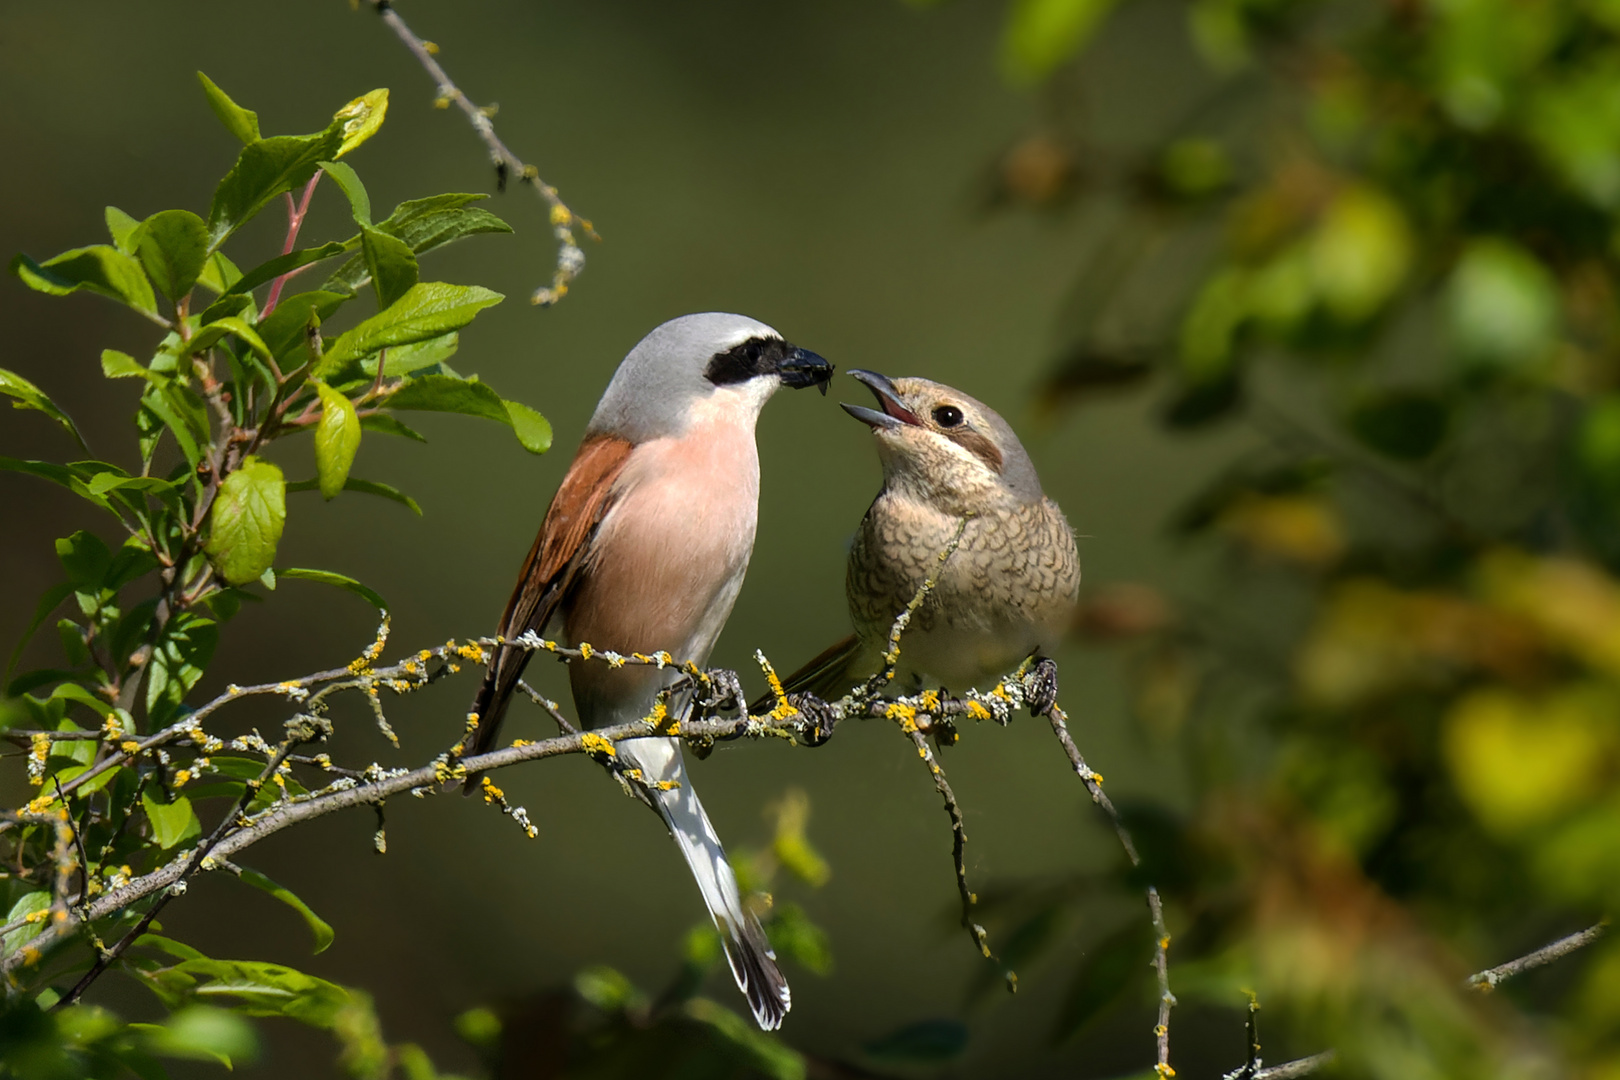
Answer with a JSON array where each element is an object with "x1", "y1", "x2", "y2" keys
[
  {"x1": 698, "y1": 668, "x2": 744, "y2": 714},
  {"x1": 791, "y1": 692, "x2": 838, "y2": 747},
  {"x1": 1027, "y1": 657, "x2": 1059, "y2": 718}
]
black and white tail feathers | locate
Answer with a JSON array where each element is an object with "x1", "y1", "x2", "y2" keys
[{"x1": 617, "y1": 737, "x2": 791, "y2": 1030}]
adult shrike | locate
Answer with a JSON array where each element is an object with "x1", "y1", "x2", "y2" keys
[
  {"x1": 781, "y1": 370, "x2": 1079, "y2": 698},
  {"x1": 466, "y1": 313, "x2": 832, "y2": 1030}
]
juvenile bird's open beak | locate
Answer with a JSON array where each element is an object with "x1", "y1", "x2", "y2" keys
[
  {"x1": 779, "y1": 347, "x2": 835, "y2": 394},
  {"x1": 843, "y1": 369, "x2": 921, "y2": 429}
]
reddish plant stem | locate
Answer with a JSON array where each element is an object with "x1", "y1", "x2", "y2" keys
[{"x1": 260, "y1": 172, "x2": 323, "y2": 318}]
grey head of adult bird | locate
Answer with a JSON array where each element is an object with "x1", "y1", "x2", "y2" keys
[
  {"x1": 465, "y1": 313, "x2": 833, "y2": 1031},
  {"x1": 775, "y1": 369, "x2": 1079, "y2": 703}
]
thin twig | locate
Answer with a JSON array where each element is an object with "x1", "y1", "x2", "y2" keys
[
  {"x1": 369, "y1": 0, "x2": 594, "y2": 305},
  {"x1": 516, "y1": 678, "x2": 578, "y2": 734},
  {"x1": 1252, "y1": 1051, "x2": 1336, "y2": 1079},
  {"x1": 902, "y1": 724, "x2": 1008, "y2": 988},
  {"x1": 1468, "y1": 922, "x2": 1608, "y2": 992},
  {"x1": 1148, "y1": 886, "x2": 1176, "y2": 1078},
  {"x1": 261, "y1": 172, "x2": 322, "y2": 319}
]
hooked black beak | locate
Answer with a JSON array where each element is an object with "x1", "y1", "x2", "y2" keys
[
  {"x1": 778, "y1": 347, "x2": 834, "y2": 394},
  {"x1": 842, "y1": 369, "x2": 921, "y2": 429}
]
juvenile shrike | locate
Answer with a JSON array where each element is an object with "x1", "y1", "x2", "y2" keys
[
  {"x1": 467, "y1": 313, "x2": 832, "y2": 1030},
  {"x1": 782, "y1": 370, "x2": 1079, "y2": 697}
]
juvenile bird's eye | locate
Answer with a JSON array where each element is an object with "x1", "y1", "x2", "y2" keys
[{"x1": 932, "y1": 405, "x2": 964, "y2": 428}]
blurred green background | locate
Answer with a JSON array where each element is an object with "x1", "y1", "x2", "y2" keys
[{"x1": 6, "y1": 0, "x2": 1620, "y2": 1075}]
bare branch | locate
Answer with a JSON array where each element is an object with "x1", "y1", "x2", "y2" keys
[
  {"x1": 1254, "y1": 1052, "x2": 1337, "y2": 1079},
  {"x1": 368, "y1": 0, "x2": 594, "y2": 305},
  {"x1": 1148, "y1": 886, "x2": 1176, "y2": 1078},
  {"x1": 1468, "y1": 922, "x2": 1608, "y2": 992}
]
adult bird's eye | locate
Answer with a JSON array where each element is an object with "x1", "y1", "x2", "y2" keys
[{"x1": 932, "y1": 405, "x2": 964, "y2": 428}]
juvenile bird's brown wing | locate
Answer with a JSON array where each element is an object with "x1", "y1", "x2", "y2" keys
[{"x1": 464, "y1": 434, "x2": 633, "y2": 789}]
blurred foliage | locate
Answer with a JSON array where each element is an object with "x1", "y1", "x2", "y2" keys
[
  {"x1": 0, "y1": 73, "x2": 540, "y2": 1077},
  {"x1": 970, "y1": 0, "x2": 1620, "y2": 1074}
]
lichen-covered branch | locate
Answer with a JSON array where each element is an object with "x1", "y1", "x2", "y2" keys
[{"x1": 368, "y1": 0, "x2": 596, "y2": 305}]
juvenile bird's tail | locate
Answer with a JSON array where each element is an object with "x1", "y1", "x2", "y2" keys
[{"x1": 617, "y1": 736, "x2": 791, "y2": 1030}]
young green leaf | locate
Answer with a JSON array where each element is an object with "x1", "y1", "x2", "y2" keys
[
  {"x1": 226, "y1": 240, "x2": 351, "y2": 297},
  {"x1": 358, "y1": 413, "x2": 428, "y2": 442},
  {"x1": 184, "y1": 315, "x2": 272, "y2": 362},
  {"x1": 140, "y1": 381, "x2": 209, "y2": 472},
  {"x1": 129, "y1": 209, "x2": 210, "y2": 301},
  {"x1": 384, "y1": 375, "x2": 550, "y2": 455},
  {"x1": 279, "y1": 568, "x2": 390, "y2": 614},
  {"x1": 0, "y1": 368, "x2": 88, "y2": 450},
  {"x1": 11, "y1": 246, "x2": 159, "y2": 319},
  {"x1": 2, "y1": 892, "x2": 51, "y2": 954},
  {"x1": 318, "y1": 159, "x2": 371, "y2": 226},
  {"x1": 196, "y1": 250, "x2": 243, "y2": 295},
  {"x1": 197, "y1": 72, "x2": 261, "y2": 144},
  {"x1": 235, "y1": 867, "x2": 335, "y2": 954},
  {"x1": 333, "y1": 88, "x2": 389, "y2": 158},
  {"x1": 322, "y1": 194, "x2": 512, "y2": 294},
  {"x1": 313, "y1": 382, "x2": 361, "y2": 499},
  {"x1": 286, "y1": 476, "x2": 421, "y2": 515},
  {"x1": 362, "y1": 332, "x2": 458, "y2": 379},
  {"x1": 205, "y1": 456, "x2": 287, "y2": 586},
  {"x1": 360, "y1": 226, "x2": 419, "y2": 309},
  {"x1": 105, "y1": 206, "x2": 140, "y2": 253},
  {"x1": 318, "y1": 283, "x2": 502, "y2": 375},
  {"x1": 146, "y1": 612, "x2": 218, "y2": 728},
  {"x1": 133, "y1": 1005, "x2": 260, "y2": 1069},
  {"x1": 503, "y1": 400, "x2": 553, "y2": 454},
  {"x1": 207, "y1": 129, "x2": 344, "y2": 248},
  {"x1": 142, "y1": 788, "x2": 201, "y2": 850}
]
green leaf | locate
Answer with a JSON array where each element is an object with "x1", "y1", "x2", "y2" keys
[
  {"x1": 11, "y1": 246, "x2": 159, "y2": 319},
  {"x1": 199, "y1": 290, "x2": 255, "y2": 326},
  {"x1": 2, "y1": 892, "x2": 51, "y2": 954},
  {"x1": 6, "y1": 581, "x2": 74, "y2": 678},
  {"x1": 136, "y1": 1005, "x2": 260, "y2": 1068},
  {"x1": 197, "y1": 72, "x2": 260, "y2": 144},
  {"x1": 362, "y1": 332, "x2": 459, "y2": 378},
  {"x1": 142, "y1": 788, "x2": 200, "y2": 849},
  {"x1": 318, "y1": 283, "x2": 503, "y2": 375},
  {"x1": 105, "y1": 206, "x2": 140, "y2": 253},
  {"x1": 183, "y1": 314, "x2": 272, "y2": 362},
  {"x1": 129, "y1": 210, "x2": 210, "y2": 301},
  {"x1": 257, "y1": 289, "x2": 350, "y2": 361},
  {"x1": 1447, "y1": 237, "x2": 1559, "y2": 366},
  {"x1": 380, "y1": 193, "x2": 513, "y2": 252},
  {"x1": 207, "y1": 129, "x2": 343, "y2": 248},
  {"x1": 766, "y1": 904, "x2": 832, "y2": 975},
  {"x1": 236, "y1": 867, "x2": 335, "y2": 954},
  {"x1": 358, "y1": 413, "x2": 428, "y2": 442},
  {"x1": 385, "y1": 373, "x2": 507, "y2": 422},
  {"x1": 157, "y1": 958, "x2": 351, "y2": 1027},
  {"x1": 332, "y1": 88, "x2": 389, "y2": 158},
  {"x1": 278, "y1": 568, "x2": 390, "y2": 614},
  {"x1": 146, "y1": 612, "x2": 218, "y2": 728},
  {"x1": 318, "y1": 159, "x2": 370, "y2": 226},
  {"x1": 139, "y1": 381, "x2": 209, "y2": 472},
  {"x1": 205, "y1": 456, "x2": 286, "y2": 586},
  {"x1": 195, "y1": 251, "x2": 243, "y2": 295},
  {"x1": 323, "y1": 194, "x2": 511, "y2": 294},
  {"x1": 361, "y1": 225, "x2": 419, "y2": 309},
  {"x1": 0, "y1": 458, "x2": 114, "y2": 514},
  {"x1": 0, "y1": 368, "x2": 88, "y2": 450},
  {"x1": 504, "y1": 399, "x2": 553, "y2": 454},
  {"x1": 101, "y1": 349, "x2": 147, "y2": 380},
  {"x1": 226, "y1": 240, "x2": 352, "y2": 297},
  {"x1": 286, "y1": 476, "x2": 421, "y2": 515},
  {"x1": 313, "y1": 382, "x2": 361, "y2": 499},
  {"x1": 1347, "y1": 391, "x2": 1450, "y2": 461},
  {"x1": 1001, "y1": 0, "x2": 1120, "y2": 83},
  {"x1": 56, "y1": 529, "x2": 112, "y2": 588},
  {"x1": 1307, "y1": 186, "x2": 1411, "y2": 322}
]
